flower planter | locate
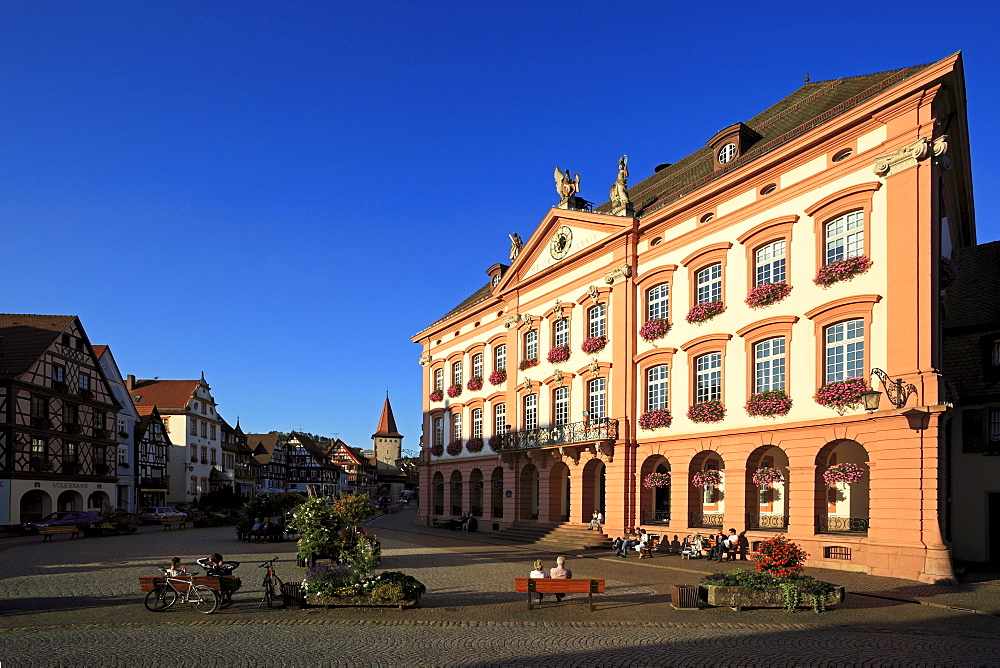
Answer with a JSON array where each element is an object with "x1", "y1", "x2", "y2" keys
[
  {"x1": 305, "y1": 593, "x2": 421, "y2": 610},
  {"x1": 814, "y1": 255, "x2": 872, "y2": 287},
  {"x1": 581, "y1": 336, "x2": 608, "y2": 355},
  {"x1": 700, "y1": 584, "x2": 844, "y2": 611}
]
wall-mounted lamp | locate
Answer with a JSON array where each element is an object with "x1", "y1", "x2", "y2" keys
[{"x1": 862, "y1": 368, "x2": 918, "y2": 412}]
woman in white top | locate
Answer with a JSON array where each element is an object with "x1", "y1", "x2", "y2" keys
[{"x1": 528, "y1": 559, "x2": 549, "y2": 603}]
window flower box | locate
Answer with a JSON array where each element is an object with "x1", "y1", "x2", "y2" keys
[
  {"x1": 745, "y1": 282, "x2": 792, "y2": 309},
  {"x1": 446, "y1": 440, "x2": 463, "y2": 456},
  {"x1": 547, "y1": 345, "x2": 571, "y2": 364},
  {"x1": 643, "y1": 472, "x2": 671, "y2": 488},
  {"x1": 745, "y1": 390, "x2": 792, "y2": 417},
  {"x1": 429, "y1": 443, "x2": 444, "y2": 457},
  {"x1": 466, "y1": 377, "x2": 483, "y2": 392},
  {"x1": 813, "y1": 376, "x2": 867, "y2": 414},
  {"x1": 446, "y1": 384, "x2": 462, "y2": 399},
  {"x1": 638, "y1": 409, "x2": 673, "y2": 430},
  {"x1": 518, "y1": 358, "x2": 539, "y2": 371},
  {"x1": 752, "y1": 467, "x2": 785, "y2": 487},
  {"x1": 581, "y1": 336, "x2": 608, "y2": 355},
  {"x1": 822, "y1": 462, "x2": 865, "y2": 487},
  {"x1": 687, "y1": 400, "x2": 725, "y2": 423},
  {"x1": 429, "y1": 390, "x2": 444, "y2": 403},
  {"x1": 692, "y1": 469, "x2": 722, "y2": 487},
  {"x1": 814, "y1": 255, "x2": 872, "y2": 287},
  {"x1": 488, "y1": 369, "x2": 506, "y2": 386},
  {"x1": 639, "y1": 318, "x2": 671, "y2": 342},
  {"x1": 491, "y1": 480, "x2": 504, "y2": 491},
  {"x1": 466, "y1": 437, "x2": 484, "y2": 453},
  {"x1": 488, "y1": 435, "x2": 502, "y2": 452},
  {"x1": 686, "y1": 300, "x2": 725, "y2": 324}
]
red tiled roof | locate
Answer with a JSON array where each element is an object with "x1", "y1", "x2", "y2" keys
[
  {"x1": 91, "y1": 345, "x2": 108, "y2": 359},
  {"x1": 129, "y1": 379, "x2": 200, "y2": 411},
  {"x1": 135, "y1": 405, "x2": 157, "y2": 416},
  {"x1": 372, "y1": 395, "x2": 403, "y2": 438}
]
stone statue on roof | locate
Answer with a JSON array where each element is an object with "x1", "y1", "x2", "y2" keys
[
  {"x1": 609, "y1": 155, "x2": 634, "y2": 217},
  {"x1": 554, "y1": 167, "x2": 581, "y2": 203},
  {"x1": 509, "y1": 233, "x2": 523, "y2": 262}
]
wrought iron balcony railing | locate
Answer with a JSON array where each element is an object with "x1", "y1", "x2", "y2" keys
[
  {"x1": 746, "y1": 513, "x2": 789, "y2": 531},
  {"x1": 816, "y1": 515, "x2": 869, "y2": 534},
  {"x1": 493, "y1": 418, "x2": 618, "y2": 452},
  {"x1": 689, "y1": 511, "x2": 724, "y2": 528},
  {"x1": 641, "y1": 510, "x2": 671, "y2": 525}
]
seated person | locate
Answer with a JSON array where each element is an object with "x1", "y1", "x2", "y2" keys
[
  {"x1": 246, "y1": 518, "x2": 263, "y2": 542},
  {"x1": 618, "y1": 532, "x2": 642, "y2": 558},
  {"x1": 256, "y1": 518, "x2": 271, "y2": 543},
  {"x1": 462, "y1": 515, "x2": 478, "y2": 532},
  {"x1": 197, "y1": 553, "x2": 240, "y2": 576},
  {"x1": 166, "y1": 557, "x2": 188, "y2": 577},
  {"x1": 528, "y1": 559, "x2": 549, "y2": 604}
]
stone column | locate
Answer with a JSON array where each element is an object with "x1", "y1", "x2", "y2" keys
[
  {"x1": 723, "y1": 467, "x2": 748, "y2": 532},
  {"x1": 786, "y1": 465, "x2": 818, "y2": 538}
]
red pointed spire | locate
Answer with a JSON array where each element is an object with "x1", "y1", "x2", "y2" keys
[{"x1": 372, "y1": 394, "x2": 403, "y2": 439}]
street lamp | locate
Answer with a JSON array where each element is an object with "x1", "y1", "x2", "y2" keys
[{"x1": 863, "y1": 368, "x2": 917, "y2": 412}]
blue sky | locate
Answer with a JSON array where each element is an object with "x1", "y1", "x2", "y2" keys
[{"x1": 3, "y1": 1, "x2": 997, "y2": 451}]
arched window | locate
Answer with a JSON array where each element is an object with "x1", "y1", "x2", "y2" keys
[
  {"x1": 553, "y1": 318, "x2": 569, "y2": 347},
  {"x1": 494, "y1": 403, "x2": 506, "y2": 435},
  {"x1": 646, "y1": 365, "x2": 669, "y2": 411},
  {"x1": 824, "y1": 211, "x2": 864, "y2": 265},
  {"x1": 471, "y1": 408, "x2": 483, "y2": 439},
  {"x1": 494, "y1": 344, "x2": 506, "y2": 372},
  {"x1": 824, "y1": 319, "x2": 864, "y2": 382},
  {"x1": 524, "y1": 330, "x2": 538, "y2": 361},
  {"x1": 523, "y1": 394, "x2": 538, "y2": 430}
]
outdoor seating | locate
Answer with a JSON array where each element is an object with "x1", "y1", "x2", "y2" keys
[
  {"x1": 513, "y1": 578, "x2": 605, "y2": 611},
  {"x1": 38, "y1": 526, "x2": 81, "y2": 541}
]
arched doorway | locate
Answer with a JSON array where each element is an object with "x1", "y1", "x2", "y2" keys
[
  {"x1": 469, "y1": 468, "x2": 484, "y2": 517},
  {"x1": 816, "y1": 440, "x2": 870, "y2": 534},
  {"x1": 581, "y1": 459, "x2": 605, "y2": 523},
  {"x1": 87, "y1": 491, "x2": 111, "y2": 512},
  {"x1": 639, "y1": 455, "x2": 671, "y2": 526},
  {"x1": 490, "y1": 467, "x2": 504, "y2": 518},
  {"x1": 746, "y1": 445, "x2": 790, "y2": 531},
  {"x1": 548, "y1": 461, "x2": 570, "y2": 522},
  {"x1": 432, "y1": 471, "x2": 444, "y2": 515},
  {"x1": 688, "y1": 451, "x2": 725, "y2": 530},
  {"x1": 518, "y1": 463, "x2": 539, "y2": 520},
  {"x1": 57, "y1": 490, "x2": 83, "y2": 512},
  {"x1": 449, "y1": 470, "x2": 464, "y2": 516},
  {"x1": 20, "y1": 490, "x2": 51, "y2": 523}
]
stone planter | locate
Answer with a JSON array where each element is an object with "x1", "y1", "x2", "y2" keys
[
  {"x1": 700, "y1": 584, "x2": 844, "y2": 611},
  {"x1": 305, "y1": 593, "x2": 420, "y2": 611}
]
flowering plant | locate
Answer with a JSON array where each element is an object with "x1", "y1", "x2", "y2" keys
[
  {"x1": 547, "y1": 345, "x2": 571, "y2": 364},
  {"x1": 822, "y1": 462, "x2": 865, "y2": 486},
  {"x1": 450, "y1": 481, "x2": 463, "y2": 490},
  {"x1": 429, "y1": 442, "x2": 444, "y2": 457},
  {"x1": 446, "y1": 384, "x2": 462, "y2": 399},
  {"x1": 638, "y1": 409, "x2": 673, "y2": 430},
  {"x1": 940, "y1": 256, "x2": 959, "y2": 289},
  {"x1": 581, "y1": 336, "x2": 608, "y2": 355},
  {"x1": 639, "y1": 318, "x2": 671, "y2": 342},
  {"x1": 746, "y1": 390, "x2": 792, "y2": 417},
  {"x1": 465, "y1": 437, "x2": 484, "y2": 453},
  {"x1": 814, "y1": 255, "x2": 872, "y2": 287},
  {"x1": 489, "y1": 369, "x2": 507, "y2": 386},
  {"x1": 518, "y1": 358, "x2": 539, "y2": 371},
  {"x1": 467, "y1": 377, "x2": 483, "y2": 392},
  {"x1": 446, "y1": 440, "x2": 463, "y2": 456},
  {"x1": 751, "y1": 535, "x2": 808, "y2": 578},
  {"x1": 643, "y1": 472, "x2": 671, "y2": 488},
  {"x1": 814, "y1": 377, "x2": 868, "y2": 414},
  {"x1": 429, "y1": 390, "x2": 444, "y2": 402},
  {"x1": 686, "y1": 300, "x2": 726, "y2": 324},
  {"x1": 752, "y1": 467, "x2": 785, "y2": 487},
  {"x1": 745, "y1": 282, "x2": 792, "y2": 309},
  {"x1": 687, "y1": 400, "x2": 725, "y2": 423},
  {"x1": 692, "y1": 469, "x2": 722, "y2": 487},
  {"x1": 492, "y1": 480, "x2": 504, "y2": 491},
  {"x1": 469, "y1": 480, "x2": 483, "y2": 490},
  {"x1": 488, "y1": 434, "x2": 503, "y2": 451}
]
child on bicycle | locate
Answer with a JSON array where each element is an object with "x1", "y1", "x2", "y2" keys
[{"x1": 166, "y1": 557, "x2": 188, "y2": 576}]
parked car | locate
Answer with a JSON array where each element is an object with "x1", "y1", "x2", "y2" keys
[
  {"x1": 138, "y1": 506, "x2": 187, "y2": 522},
  {"x1": 22, "y1": 511, "x2": 101, "y2": 533}
]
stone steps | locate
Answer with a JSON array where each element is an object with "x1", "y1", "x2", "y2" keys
[{"x1": 496, "y1": 521, "x2": 613, "y2": 549}]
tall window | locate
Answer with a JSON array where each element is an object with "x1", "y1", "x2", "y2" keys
[
  {"x1": 452, "y1": 361, "x2": 463, "y2": 387},
  {"x1": 554, "y1": 318, "x2": 569, "y2": 347},
  {"x1": 190, "y1": 444, "x2": 197, "y2": 462},
  {"x1": 703, "y1": 461, "x2": 719, "y2": 504},
  {"x1": 78, "y1": 374, "x2": 91, "y2": 391},
  {"x1": 210, "y1": 448, "x2": 217, "y2": 464},
  {"x1": 210, "y1": 425, "x2": 216, "y2": 440},
  {"x1": 201, "y1": 446, "x2": 207, "y2": 462},
  {"x1": 31, "y1": 437, "x2": 47, "y2": 457},
  {"x1": 646, "y1": 365, "x2": 669, "y2": 411},
  {"x1": 31, "y1": 395, "x2": 48, "y2": 419},
  {"x1": 553, "y1": 387, "x2": 569, "y2": 426},
  {"x1": 190, "y1": 419, "x2": 198, "y2": 435},
  {"x1": 588, "y1": 304, "x2": 606, "y2": 337},
  {"x1": 495, "y1": 344, "x2": 506, "y2": 372},
  {"x1": 523, "y1": 394, "x2": 538, "y2": 430},
  {"x1": 451, "y1": 412, "x2": 462, "y2": 442},
  {"x1": 695, "y1": 353, "x2": 722, "y2": 403},
  {"x1": 754, "y1": 337, "x2": 786, "y2": 392},
  {"x1": 472, "y1": 353, "x2": 484, "y2": 379},
  {"x1": 991, "y1": 408, "x2": 1000, "y2": 444},
  {"x1": 755, "y1": 240, "x2": 786, "y2": 285},
  {"x1": 824, "y1": 320, "x2": 864, "y2": 382},
  {"x1": 200, "y1": 422, "x2": 207, "y2": 437},
  {"x1": 524, "y1": 330, "x2": 538, "y2": 360},
  {"x1": 434, "y1": 368, "x2": 444, "y2": 392},
  {"x1": 433, "y1": 417, "x2": 444, "y2": 447},
  {"x1": 94, "y1": 410, "x2": 106, "y2": 432},
  {"x1": 494, "y1": 403, "x2": 506, "y2": 435},
  {"x1": 472, "y1": 408, "x2": 483, "y2": 439},
  {"x1": 825, "y1": 211, "x2": 864, "y2": 265},
  {"x1": 64, "y1": 403, "x2": 79, "y2": 425},
  {"x1": 65, "y1": 442, "x2": 78, "y2": 463},
  {"x1": 696, "y1": 264, "x2": 722, "y2": 303},
  {"x1": 647, "y1": 284, "x2": 669, "y2": 320},
  {"x1": 588, "y1": 378, "x2": 606, "y2": 420},
  {"x1": 51, "y1": 364, "x2": 64, "y2": 383}
]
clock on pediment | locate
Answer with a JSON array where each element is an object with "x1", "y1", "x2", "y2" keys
[{"x1": 549, "y1": 226, "x2": 573, "y2": 260}]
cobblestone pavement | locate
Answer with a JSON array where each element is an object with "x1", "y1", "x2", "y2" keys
[{"x1": 2, "y1": 510, "x2": 1000, "y2": 666}]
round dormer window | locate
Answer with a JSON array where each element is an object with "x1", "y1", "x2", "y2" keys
[{"x1": 718, "y1": 143, "x2": 737, "y2": 164}]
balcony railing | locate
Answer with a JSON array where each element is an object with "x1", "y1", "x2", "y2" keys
[
  {"x1": 494, "y1": 418, "x2": 619, "y2": 452},
  {"x1": 817, "y1": 515, "x2": 870, "y2": 534},
  {"x1": 641, "y1": 510, "x2": 671, "y2": 525},
  {"x1": 747, "y1": 513, "x2": 789, "y2": 531},
  {"x1": 689, "y1": 511, "x2": 724, "y2": 528}
]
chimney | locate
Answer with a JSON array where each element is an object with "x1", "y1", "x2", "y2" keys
[{"x1": 126, "y1": 375, "x2": 136, "y2": 390}]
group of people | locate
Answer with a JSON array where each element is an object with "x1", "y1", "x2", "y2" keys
[
  {"x1": 166, "y1": 553, "x2": 239, "y2": 577},
  {"x1": 612, "y1": 529, "x2": 652, "y2": 558},
  {"x1": 680, "y1": 529, "x2": 741, "y2": 561},
  {"x1": 527, "y1": 556, "x2": 572, "y2": 602},
  {"x1": 244, "y1": 517, "x2": 276, "y2": 543}
]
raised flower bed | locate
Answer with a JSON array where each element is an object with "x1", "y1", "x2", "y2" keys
[
  {"x1": 429, "y1": 390, "x2": 444, "y2": 403},
  {"x1": 446, "y1": 440, "x2": 463, "y2": 456},
  {"x1": 581, "y1": 335, "x2": 608, "y2": 355},
  {"x1": 547, "y1": 345, "x2": 571, "y2": 364},
  {"x1": 489, "y1": 369, "x2": 507, "y2": 386},
  {"x1": 823, "y1": 462, "x2": 865, "y2": 486},
  {"x1": 814, "y1": 255, "x2": 872, "y2": 287},
  {"x1": 518, "y1": 358, "x2": 539, "y2": 371},
  {"x1": 692, "y1": 469, "x2": 722, "y2": 487},
  {"x1": 447, "y1": 384, "x2": 462, "y2": 399},
  {"x1": 687, "y1": 400, "x2": 725, "y2": 423},
  {"x1": 465, "y1": 437, "x2": 484, "y2": 453},
  {"x1": 643, "y1": 472, "x2": 670, "y2": 488},
  {"x1": 466, "y1": 377, "x2": 483, "y2": 392},
  {"x1": 686, "y1": 300, "x2": 725, "y2": 324},
  {"x1": 745, "y1": 282, "x2": 792, "y2": 309},
  {"x1": 814, "y1": 376, "x2": 868, "y2": 414},
  {"x1": 638, "y1": 408, "x2": 673, "y2": 430},
  {"x1": 745, "y1": 390, "x2": 792, "y2": 417},
  {"x1": 640, "y1": 318, "x2": 671, "y2": 342},
  {"x1": 701, "y1": 577, "x2": 844, "y2": 612},
  {"x1": 304, "y1": 568, "x2": 426, "y2": 611}
]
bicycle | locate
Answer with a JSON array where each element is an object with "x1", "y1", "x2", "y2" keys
[
  {"x1": 259, "y1": 557, "x2": 283, "y2": 608},
  {"x1": 144, "y1": 569, "x2": 220, "y2": 614}
]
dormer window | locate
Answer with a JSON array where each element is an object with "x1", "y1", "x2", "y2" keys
[
  {"x1": 718, "y1": 143, "x2": 737, "y2": 164},
  {"x1": 708, "y1": 122, "x2": 762, "y2": 170}
]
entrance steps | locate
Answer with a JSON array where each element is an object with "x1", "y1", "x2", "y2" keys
[{"x1": 496, "y1": 520, "x2": 613, "y2": 549}]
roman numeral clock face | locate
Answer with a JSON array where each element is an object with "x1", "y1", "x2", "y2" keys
[{"x1": 549, "y1": 226, "x2": 573, "y2": 260}]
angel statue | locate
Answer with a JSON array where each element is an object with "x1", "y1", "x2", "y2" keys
[
  {"x1": 554, "y1": 167, "x2": 581, "y2": 202},
  {"x1": 509, "y1": 233, "x2": 523, "y2": 262},
  {"x1": 609, "y1": 155, "x2": 633, "y2": 216}
]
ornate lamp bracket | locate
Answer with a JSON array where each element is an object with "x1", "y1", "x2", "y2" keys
[{"x1": 870, "y1": 368, "x2": 918, "y2": 409}]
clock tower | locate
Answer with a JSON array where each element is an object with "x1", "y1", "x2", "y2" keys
[{"x1": 371, "y1": 394, "x2": 403, "y2": 467}]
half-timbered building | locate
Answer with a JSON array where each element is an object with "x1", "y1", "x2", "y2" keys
[
  {"x1": 135, "y1": 406, "x2": 171, "y2": 507},
  {"x1": 327, "y1": 438, "x2": 376, "y2": 497},
  {"x1": 247, "y1": 433, "x2": 287, "y2": 493},
  {"x1": 287, "y1": 433, "x2": 341, "y2": 497}
]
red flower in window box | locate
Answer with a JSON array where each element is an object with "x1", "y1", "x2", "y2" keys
[
  {"x1": 581, "y1": 336, "x2": 608, "y2": 355},
  {"x1": 547, "y1": 345, "x2": 571, "y2": 364},
  {"x1": 686, "y1": 300, "x2": 725, "y2": 324},
  {"x1": 429, "y1": 443, "x2": 444, "y2": 457},
  {"x1": 691, "y1": 469, "x2": 723, "y2": 487},
  {"x1": 745, "y1": 390, "x2": 792, "y2": 417},
  {"x1": 447, "y1": 384, "x2": 463, "y2": 399},
  {"x1": 429, "y1": 390, "x2": 444, "y2": 402},
  {"x1": 446, "y1": 440, "x2": 463, "y2": 456},
  {"x1": 518, "y1": 358, "x2": 539, "y2": 371},
  {"x1": 813, "y1": 377, "x2": 867, "y2": 414},
  {"x1": 488, "y1": 369, "x2": 507, "y2": 386},
  {"x1": 466, "y1": 437, "x2": 484, "y2": 453},
  {"x1": 813, "y1": 255, "x2": 872, "y2": 287},
  {"x1": 488, "y1": 434, "x2": 503, "y2": 451},
  {"x1": 639, "y1": 318, "x2": 671, "y2": 342},
  {"x1": 687, "y1": 400, "x2": 725, "y2": 423},
  {"x1": 638, "y1": 409, "x2": 673, "y2": 430},
  {"x1": 466, "y1": 377, "x2": 483, "y2": 392},
  {"x1": 745, "y1": 282, "x2": 792, "y2": 309}
]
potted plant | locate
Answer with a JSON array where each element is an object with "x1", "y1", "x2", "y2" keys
[
  {"x1": 745, "y1": 282, "x2": 792, "y2": 309},
  {"x1": 814, "y1": 255, "x2": 872, "y2": 287},
  {"x1": 488, "y1": 434, "x2": 503, "y2": 452},
  {"x1": 446, "y1": 384, "x2": 463, "y2": 399},
  {"x1": 465, "y1": 437, "x2": 484, "y2": 453},
  {"x1": 429, "y1": 389, "x2": 444, "y2": 403},
  {"x1": 745, "y1": 390, "x2": 792, "y2": 417},
  {"x1": 642, "y1": 472, "x2": 670, "y2": 488},
  {"x1": 581, "y1": 336, "x2": 608, "y2": 355},
  {"x1": 686, "y1": 300, "x2": 725, "y2": 324},
  {"x1": 822, "y1": 462, "x2": 865, "y2": 487},
  {"x1": 752, "y1": 467, "x2": 784, "y2": 488},
  {"x1": 687, "y1": 400, "x2": 725, "y2": 423},
  {"x1": 466, "y1": 376, "x2": 483, "y2": 392},
  {"x1": 489, "y1": 369, "x2": 507, "y2": 386},
  {"x1": 692, "y1": 470, "x2": 722, "y2": 487},
  {"x1": 445, "y1": 440, "x2": 463, "y2": 456},
  {"x1": 638, "y1": 409, "x2": 673, "y2": 430},
  {"x1": 518, "y1": 358, "x2": 539, "y2": 370},
  {"x1": 814, "y1": 377, "x2": 868, "y2": 414},
  {"x1": 547, "y1": 345, "x2": 571, "y2": 364},
  {"x1": 429, "y1": 443, "x2": 444, "y2": 457},
  {"x1": 640, "y1": 318, "x2": 671, "y2": 342}
]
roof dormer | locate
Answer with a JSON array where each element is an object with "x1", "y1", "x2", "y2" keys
[
  {"x1": 486, "y1": 263, "x2": 508, "y2": 291},
  {"x1": 707, "y1": 122, "x2": 762, "y2": 170}
]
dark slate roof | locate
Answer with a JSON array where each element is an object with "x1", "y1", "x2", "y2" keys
[
  {"x1": 0, "y1": 314, "x2": 76, "y2": 379},
  {"x1": 944, "y1": 241, "x2": 1000, "y2": 330},
  {"x1": 372, "y1": 395, "x2": 403, "y2": 438}
]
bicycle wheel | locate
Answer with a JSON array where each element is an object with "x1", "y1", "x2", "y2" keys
[
  {"x1": 190, "y1": 585, "x2": 220, "y2": 614},
  {"x1": 144, "y1": 586, "x2": 177, "y2": 612},
  {"x1": 265, "y1": 575, "x2": 284, "y2": 608}
]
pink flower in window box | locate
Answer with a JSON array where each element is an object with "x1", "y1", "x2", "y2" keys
[
  {"x1": 518, "y1": 358, "x2": 539, "y2": 371},
  {"x1": 752, "y1": 467, "x2": 785, "y2": 487},
  {"x1": 429, "y1": 390, "x2": 444, "y2": 403},
  {"x1": 813, "y1": 377, "x2": 867, "y2": 414},
  {"x1": 547, "y1": 345, "x2": 571, "y2": 364},
  {"x1": 447, "y1": 384, "x2": 463, "y2": 399},
  {"x1": 687, "y1": 400, "x2": 725, "y2": 423},
  {"x1": 446, "y1": 440, "x2": 463, "y2": 456},
  {"x1": 745, "y1": 390, "x2": 792, "y2": 417},
  {"x1": 822, "y1": 462, "x2": 865, "y2": 486},
  {"x1": 489, "y1": 369, "x2": 507, "y2": 386},
  {"x1": 813, "y1": 256, "x2": 872, "y2": 287},
  {"x1": 488, "y1": 434, "x2": 503, "y2": 451},
  {"x1": 581, "y1": 336, "x2": 608, "y2": 355},
  {"x1": 639, "y1": 318, "x2": 671, "y2": 342},
  {"x1": 465, "y1": 437, "x2": 484, "y2": 453},
  {"x1": 467, "y1": 377, "x2": 483, "y2": 392},
  {"x1": 643, "y1": 472, "x2": 671, "y2": 488},
  {"x1": 745, "y1": 282, "x2": 792, "y2": 309},
  {"x1": 686, "y1": 300, "x2": 725, "y2": 324},
  {"x1": 429, "y1": 443, "x2": 444, "y2": 457},
  {"x1": 638, "y1": 409, "x2": 673, "y2": 430}
]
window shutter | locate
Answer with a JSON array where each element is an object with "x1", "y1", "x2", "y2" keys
[{"x1": 962, "y1": 408, "x2": 986, "y2": 453}]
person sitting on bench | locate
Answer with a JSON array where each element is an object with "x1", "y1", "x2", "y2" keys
[{"x1": 549, "y1": 556, "x2": 572, "y2": 601}]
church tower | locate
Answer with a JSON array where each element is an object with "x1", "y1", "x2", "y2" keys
[{"x1": 371, "y1": 394, "x2": 403, "y2": 467}]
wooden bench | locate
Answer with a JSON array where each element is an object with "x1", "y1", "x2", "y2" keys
[
  {"x1": 139, "y1": 575, "x2": 241, "y2": 604},
  {"x1": 638, "y1": 536, "x2": 660, "y2": 559},
  {"x1": 39, "y1": 526, "x2": 81, "y2": 541},
  {"x1": 161, "y1": 517, "x2": 187, "y2": 531},
  {"x1": 513, "y1": 578, "x2": 605, "y2": 611}
]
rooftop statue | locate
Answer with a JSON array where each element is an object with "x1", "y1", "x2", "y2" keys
[
  {"x1": 509, "y1": 233, "x2": 523, "y2": 262},
  {"x1": 609, "y1": 155, "x2": 633, "y2": 216},
  {"x1": 554, "y1": 167, "x2": 581, "y2": 202}
]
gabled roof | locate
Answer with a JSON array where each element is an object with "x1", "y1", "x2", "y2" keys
[
  {"x1": 0, "y1": 314, "x2": 77, "y2": 378},
  {"x1": 246, "y1": 433, "x2": 282, "y2": 465},
  {"x1": 135, "y1": 406, "x2": 172, "y2": 447},
  {"x1": 130, "y1": 379, "x2": 201, "y2": 412},
  {"x1": 289, "y1": 432, "x2": 339, "y2": 469},
  {"x1": 91, "y1": 344, "x2": 108, "y2": 358},
  {"x1": 372, "y1": 395, "x2": 403, "y2": 439}
]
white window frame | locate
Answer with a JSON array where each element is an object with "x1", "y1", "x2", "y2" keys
[
  {"x1": 646, "y1": 365, "x2": 669, "y2": 411},
  {"x1": 472, "y1": 353, "x2": 484, "y2": 379},
  {"x1": 695, "y1": 353, "x2": 722, "y2": 403},
  {"x1": 524, "y1": 330, "x2": 538, "y2": 360},
  {"x1": 554, "y1": 318, "x2": 569, "y2": 348},
  {"x1": 472, "y1": 408, "x2": 483, "y2": 439},
  {"x1": 451, "y1": 412, "x2": 462, "y2": 442},
  {"x1": 754, "y1": 337, "x2": 786, "y2": 393},
  {"x1": 434, "y1": 368, "x2": 444, "y2": 392},
  {"x1": 523, "y1": 394, "x2": 537, "y2": 430},
  {"x1": 433, "y1": 417, "x2": 444, "y2": 447},
  {"x1": 452, "y1": 361, "x2": 463, "y2": 387},
  {"x1": 588, "y1": 304, "x2": 606, "y2": 338},
  {"x1": 553, "y1": 386, "x2": 569, "y2": 426},
  {"x1": 495, "y1": 344, "x2": 506, "y2": 372},
  {"x1": 754, "y1": 240, "x2": 786, "y2": 285},
  {"x1": 824, "y1": 319, "x2": 865, "y2": 383},
  {"x1": 588, "y1": 378, "x2": 606, "y2": 420},
  {"x1": 824, "y1": 210, "x2": 864, "y2": 265},
  {"x1": 647, "y1": 283, "x2": 669, "y2": 321},
  {"x1": 494, "y1": 403, "x2": 506, "y2": 435},
  {"x1": 696, "y1": 263, "x2": 722, "y2": 304}
]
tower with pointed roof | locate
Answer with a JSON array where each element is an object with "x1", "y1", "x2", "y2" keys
[{"x1": 372, "y1": 394, "x2": 403, "y2": 467}]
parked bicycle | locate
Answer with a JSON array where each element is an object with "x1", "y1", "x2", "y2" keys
[
  {"x1": 143, "y1": 568, "x2": 219, "y2": 614},
  {"x1": 259, "y1": 556, "x2": 283, "y2": 608}
]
